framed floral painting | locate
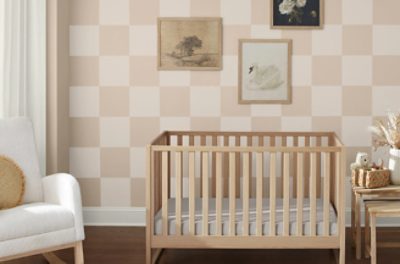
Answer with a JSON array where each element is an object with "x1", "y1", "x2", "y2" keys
[
  {"x1": 271, "y1": 0, "x2": 323, "y2": 29},
  {"x1": 238, "y1": 39, "x2": 292, "y2": 104}
]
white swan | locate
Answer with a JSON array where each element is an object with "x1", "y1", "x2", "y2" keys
[{"x1": 247, "y1": 63, "x2": 284, "y2": 90}]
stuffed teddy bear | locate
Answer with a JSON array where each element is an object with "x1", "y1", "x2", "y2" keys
[{"x1": 350, "y1": 152, "x2": 370, "y2": 170}]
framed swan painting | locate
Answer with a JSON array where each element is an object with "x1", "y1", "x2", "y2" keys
[{"x1": 238, "y1": 39, "x2": 292, "y2": 104}]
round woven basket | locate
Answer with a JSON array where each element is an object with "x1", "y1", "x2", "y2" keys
[{"x1": 0, "y1": 155, "x2": 25, "y2": 209}]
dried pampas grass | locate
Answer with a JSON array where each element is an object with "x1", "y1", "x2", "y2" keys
[{"x1": 370, "y1": 111, "x2": 400, "y2": 150}]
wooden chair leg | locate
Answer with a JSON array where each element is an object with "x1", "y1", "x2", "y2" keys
[
  {"x1": 43, "y1": 253, "x2": 66, "y2": 264},
  {"x1": 365, "y1": 204, "x2": 370, "y2": 258},
  {"x1": 371, "y1": 214, "x2": 377, "y2": 264},
  {"x1": 74, "y1": 241, "x2": 84, "y2": 264}
]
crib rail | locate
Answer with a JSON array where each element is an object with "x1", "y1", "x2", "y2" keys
[{"x1": 147, "y1": 131, "x2": 345, "y2": 248}]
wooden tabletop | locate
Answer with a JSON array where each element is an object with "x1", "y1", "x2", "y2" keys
[{"x1": 353, "y1": 185, "x2": 400, "y2": 195}]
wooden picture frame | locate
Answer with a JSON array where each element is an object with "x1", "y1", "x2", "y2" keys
[
  {"x1": 238, "y1": 39, "x2": 292, "y2": 105},
  {"x1": 157, "y1": 17, "x2": 222, "y2": 71},
  {"x1": 271, "y1": 0, "x2": 324, "y2": 29}
]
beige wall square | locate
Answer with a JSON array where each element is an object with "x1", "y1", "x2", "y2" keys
[
  {"x1": 324, "y1": 0, "x2": 342, "y2": 25},
  {"x1": 160, "y1": 87, "x2": 190, "y2": 116},
  {"x1": 281, "y1": 117, "x2": 312, "y2": 131},
  {"x1": 130, "y1": 86, "x2": 160, "y2": 117},
  {"x1": 372, "y1": 86, "x2": 400, "y2": 116},
  {"x1": 292, "y1": 56, "x2": 311, "y2": 86},
  {"x1": 374, "y1": 0, "x2": 400, "y2": 25},
  {"x1": 70, "y1": 118, "x2": 100, "y2": 147},
  {"x1": 312, "y1": 117, "x2": 342, "y2": 137},
  {"x1": 221, "y1": 56, "x2": 238, "y2": 86},
  {"x1": 190, "y1": 86, "x2": 221, "y2": 117},
  {"x1": 101, "y1": 178, "x2": 131, "y2": 206},
  {"x1": 191, "y1": 0, "x2": 220, "y2": 16},
  {"x1": 251, "y1": 117, "x2": 281, "y2": 131},
  {"x1": 190, "y1": 72, "x2": 220, "y2": 86},
  {"x1": 70, "y1": 148, "x2": 100, "y2": 178},
  {"x1": 342, "y1": 86, "x2": 372, "y2": 116},
  {"x1": 282, "y1": 86, "x2": 311, "y2": 116},
  {"x1": 130, "y1": 147, "x2": 146, "y2": 178},
  {"x1": 190, "y1": 117, "x2": 221, "y2": 131},
  {"x1": 99, "y1": 0, "x2": 129, "y2": 25},
  {"x1": 343, "y1": 25, "x2": 372, "y2": 55},
  {"x1": 159, "y1": 72, "x2": 190, "y2": 87},
  {"x1": 343, "y1": 0, "x2": 372, "y2": 25},
  {"x1": 70, "y1": 86, "x2": 99, "y2": 117},
  {"x1": 160, "y1": 0, "x2": 190, "y2": 16},
  {"x1": 130, "y1": 26, "x2": 157, "y2": 56},
  {"x1": 131, "y1": 178, "x2": 146, "y2": 207},
  {"x1": 342, "y1": 56, "x2": 372, "y2": 86},
  {"x1": 100, "y1": 117, "x2": 130, "y2": 147},
  {"x1": 100, "y1": 26, "x2": 129, "y2": 55},
  {"x1": 160, "y1": 117, "x2": 191, "y2": 131},
  {"x1": 99, "y1": 57, "x2": 129, "y2": 86},
  {"x1": 100, "y1": 86, "x2": 129, "y2": 116},
  {"x1": 251, "y1": 105, "x2": 282, "y2": 117},
  {"x1": 224, "y1": 26, "x2": 251, "y2": 55},
  {"x1": 130, "y1": 0, "x2": 158, "y2": 25},
  {"x1": 373, "y1": 26, "x2": 400, "y2": 55},
  {"x1": 77, "y1": 179, "x2": 101, "y2": 206},
  {"x1": 312, "y1": 56, "x2": 342, "y2": 85},
  {"x1": 130, "y1": 56, "x2": 159, "y2": 86},
  {"x1": 251, "y1": 25, "x2": 282, "y2": 38},
  {"x1": 282, "y1": 31, "x2": 311, "y2": 55},
  {"x1": 373, "y1": 56, "x2": 400, "y2": 85},
  {"x1": 252, "y1": 0, "x2": 268, "y2": 24},
  {"x1": 131, "y1": 118, "x2": 160, "y2": 147},
  {"x1": 100, "y1": 148, "x2": 130, "y2": 178},
  {"x1": 221, "y1": 86, "x2": 250, "y2": 116},
  {"x1": 70, "y1": 0, "x2": 99, "y2": 25},
  {"x1": 221, "y1": 117, "x2": 251, "y2": 131},
  {"x1": 312, "y1": 86, "x2": 342, "y2": 116},
  {"x1": 221, "y1": 0, "x2": 251, "y2": 25},
  {"x1": 70, "y1": 57, "x2": 99, "y2": 86},
  {"x1": 312, "y1": 25, "x2": 342, "y2": 55},
  {"x1": 70, "y1": 26, "x2": 99, "y2": 56},
  {"x1": 342, "y1": 117, "x2": 372, "y2": 147}
]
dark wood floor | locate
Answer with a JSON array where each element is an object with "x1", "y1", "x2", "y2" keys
[{"x1": 4, "y1": 227, "x2": 400, "y2": 264}]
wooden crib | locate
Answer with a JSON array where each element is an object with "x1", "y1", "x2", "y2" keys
[{"x1": 146, "y1": 131, "x2": 346, "y2": 264}]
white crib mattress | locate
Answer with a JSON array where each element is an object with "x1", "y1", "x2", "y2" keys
[{"x1": 154, "y1": 198, "x2": 337, "y2": 236}]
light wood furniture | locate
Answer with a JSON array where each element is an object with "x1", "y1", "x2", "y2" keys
[
  {"x1": 364, "y1": 201, "x2": 400, "y2": 264},
  {"x1": 146, "y1": 131, "x2": 346, "y2": 264},
  {"x1": 351, "y1": 185, "x2": 400, "y2": 259}
]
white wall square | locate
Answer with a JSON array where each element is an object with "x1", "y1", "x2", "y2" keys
[
  {"x1": 159, "y1": 72, "x2": 190, "y2": 86},
  {"x1": 99, "y1": 57, "x2": 129, "y2": 86},
  {"x1": 70, "y1": 26, "x2": 99, "y2": 56},
  {"x1": 292, "y1": 56, "x2": 311, "y2": 86},
  {"x1": 221, "y1": 0, "x2": 251, "y2": 25},
  {"x1": 342, "y1": 56, "x2": 372, "y2": 85},
  {"x1": 251, "y1": 25, "x2": 282, "y2": 38},
  {"x1": 159, "y1": 0, "x2": 190, "y2": 16},
  {"x1": 70, "y1": 148, "x2": 100, "y2": 178},
  {"x1": 373, "y1": 26, "x2": 400, "y2": 55},
  {"x1": 251, "y1": 105, "x2": 282, "y2": 117},
  {"x1": 130, "y1": 147, "x2": 145, "y2": 178},
  {"x1": 312, "y1": 25, "x2": 342, "y2": 55},
  {"x1": 281, "y1": 117, "x2": 312, "y2": 131},
  {"x1": 100, "y1": 0, "x2": 129, "y2": 25},
  {"x1": 312, "y1": 86, "x2": 342, "y2": 116},
  {"x1": 100, "y1": 117, "x2": 130, "y2": 147},
  {"x1": 342, "y1": 117, "x2": 372, "y2": 146},
  {"x1": 101, "y1": 178, "x2": 131, "y2": 206},
  {"x1": 372, "y1": 86, "x2": 400, "y2": 116},
  {"x1": 70, "y1": 86, "x2": 99, "y2": 117},
  {"x1": 220, "y1": 56, "x2": 238, "y2": 86},
  {"x1": 130, "y1": 26, "x2": 157, "y2": 56},
  {"x1": 160, "y1": 117, "x2": 190, "y2": 131},
  {"x1": 343, "y1": 0, "x2": 372, "y2": 25},
  {"x1": 221, "y1": 117, "x2": 251, "y2": 131},
  {"x1": 130, "y1": 86, "x2": 160, "y2": 117},
  {"x1": 190, "y1": 86, "x2": 221, "y2": 117}
]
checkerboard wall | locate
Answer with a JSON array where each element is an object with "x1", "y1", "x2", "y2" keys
[{"x1": 69, "y1": 0, "x2": 400, "y2": 207}]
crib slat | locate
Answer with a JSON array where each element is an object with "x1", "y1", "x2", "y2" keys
[
  {"x1": 200, "y1": 136, "x2": 206, "y2": 196},
  {"x1": 323, "y1": 152, "x2": 331, "y2": 236},
  {"x1": 229, "y1": 152, "x2": 236, "y2": 236},
  {"x1": 248, "y1": 136, "x2": 253, "y2": 197},
  {"x1": 216, "y1": 152, "x2": 223, "y2": 236},
  {"x1": 223, "y1": 136, "x2": 229, "y2": 197},
  {"x1": 202, "y1": 152, "x2": 209, "y2": 236},
  {"x1": 256, "y1": 152, "x2": 263, "y2": 236},
  {"x1": 296, "y1": 153, "x2": 304, "y2": 236},
  {"x1": 283, "y1": 153, "x2": 290, "y2": 236},
  {"x1": 304, "y1": 137, "x2": 310, "y2": 197},
  {"x1": 162, "y1": 151, "x2": 169, "y2": 236},
  {"x1": 310, "y1": 152, "x2": 317, "y2": 236},
  {"x1": 316, "y1": 137, "x2": 322, "y2": 198},
  {"x1": 212, "y1": 136, "x2": 217, "y2": 197},
  {"x1": 189, "y1": 152, "x2": 195, "y2": 235},
  {"x1": 235, "y1": 136, "x2": 241, "y2": 197},
  {"x1": 293, "y1": 137, "x2": 299, "y2": 197},
  {"x1": 269, "y1": 153, "x2": 277, "y2": 236},
  {"x1": 280, "y1": 137, "x2": 287, "y2": 198},
  {"x1": 243, "y1": 152, "x2": 250, "y2": 236},
  {"x1": 175, "y1": 152, "x2": 182, "y2": 236}
]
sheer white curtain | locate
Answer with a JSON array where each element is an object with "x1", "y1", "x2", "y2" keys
[{"x1": 0, "y1": 0, "x2": 46, "y2": 174}]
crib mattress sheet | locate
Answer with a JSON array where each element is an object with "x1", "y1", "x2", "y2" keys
[{"x1": 154, "y1": 198, "x2": 337, "y2": 236}]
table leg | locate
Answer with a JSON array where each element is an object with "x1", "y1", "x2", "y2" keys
[
  {"x1": 351, "y1": 191, "x2": 356, "y2": 247},
  {"x1": 371, "y1": 214, "x2": 377, "y2": 264},
  {"x1": 355, "y1": 193, "x2": 361, "y2": 260},
  {"x1": 365, "y1": 203, "x2": 370, "y2": 258}
]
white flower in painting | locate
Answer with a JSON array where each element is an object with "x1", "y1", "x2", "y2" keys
[
  {"x1": 279, "y1": 0, "x2": 296, "y2": 15},
  {"x1": 296, "y1": 0, "x2": 307, "y2": 8}
]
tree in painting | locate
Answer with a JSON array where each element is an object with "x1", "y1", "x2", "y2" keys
[{"x1": 175, "y1": 36, "x2": 202, "y2": 57}]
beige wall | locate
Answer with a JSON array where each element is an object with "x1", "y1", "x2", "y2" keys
[{"x1": 68, "y1": 0, "x2": 400, "y2": 208}]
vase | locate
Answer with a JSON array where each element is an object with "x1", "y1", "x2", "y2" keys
[{"x1": 388, "y1": 148, "x2": 400, "y2": 185}]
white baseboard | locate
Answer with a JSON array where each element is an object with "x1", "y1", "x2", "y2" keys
[{"x1": 83, "y1": 207, "x2": 400, "y2": 227}]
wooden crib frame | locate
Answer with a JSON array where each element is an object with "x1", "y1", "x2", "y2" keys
[{"x1": 146, "y1": 131, "x2": 346, "y2": 264}]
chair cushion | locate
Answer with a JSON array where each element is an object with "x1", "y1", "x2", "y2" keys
[
  {"x1": 0, "y1": 155, "x2": 25, "y2": 209},
  {"x1": 0, "y1": 118, "x2": 43, "y2": 203},
  {"x1": 0, "y1": 203, "x2": 75, "y2": 242}
]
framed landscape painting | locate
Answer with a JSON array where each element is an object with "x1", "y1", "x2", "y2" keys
[
  {"x1": 271, "y1": 0, "x2": 323, "y2": 29},
  {"x1": 238, "y1": 39, "x2": 292, "y2": 104},
  {"x1": 158, "y1": 17, "x2": 222, "y2": 71}
]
